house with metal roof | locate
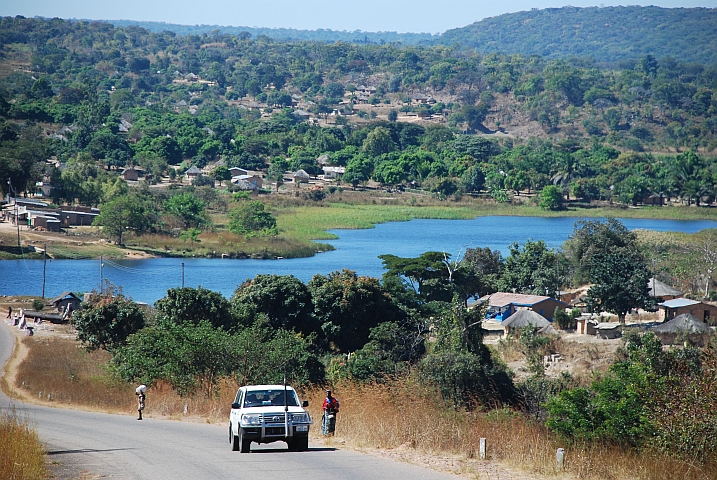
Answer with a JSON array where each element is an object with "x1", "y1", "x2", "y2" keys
[
  {"x1": 658, "y1": 298, "x2": 717, "y2": 324},
  {"x1": 481, "y1": 292, "x2": 568, "y2": 321}
]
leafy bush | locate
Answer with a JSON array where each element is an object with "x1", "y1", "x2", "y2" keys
[{"x1": 72, "y1": 294, "x2": 146, "y2": 351}]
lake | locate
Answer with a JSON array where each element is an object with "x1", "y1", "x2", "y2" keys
[{"x1": 1, "y1": 216, "x2": 715, "y2": 303}]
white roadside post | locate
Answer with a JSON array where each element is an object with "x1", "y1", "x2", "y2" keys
[
  {"x1": 479, "y1": 438, "x2": 487, "y2": 460},
  {"x1": 556, "y1": 448, "x2": 565, "y2": 471}
]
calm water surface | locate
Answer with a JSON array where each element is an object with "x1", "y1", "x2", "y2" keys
[{"x1": 1, "y1": 216, "x2": 715, "y2": 303}]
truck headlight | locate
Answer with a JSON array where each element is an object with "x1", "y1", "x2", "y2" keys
[
  {"x1": 241, "y1": 414, "x2": 261, "y2": 426},
  {"x1": 292, "y1": 413, "x2": 311, "y2": 424}
]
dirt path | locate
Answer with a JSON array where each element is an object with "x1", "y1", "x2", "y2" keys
[{"x1": 0, "y1": 221, "x2": 155, "y2": 259}]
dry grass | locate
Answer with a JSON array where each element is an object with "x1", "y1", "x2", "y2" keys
[
  {"x1": 0, "y1": 410, "x2": 46, "y2": 480},
  {"x1": 318, "y1": 381, "x2": 717, "y2": 480},
  {"x1": 11, "y1": 334, "x2": 717, "y2": 480}
]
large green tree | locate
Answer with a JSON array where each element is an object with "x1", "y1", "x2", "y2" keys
[
  {"x1": 230, "y1": 274, "x2": 319, "y2": 335},
  {"x1": 155, "y1": 287, "x2": 234, "y2": 330},
  {"x1": 585, "y1": 250, "x2": 656, "y2": 323},
  {"x1": 93, "y1": 194, "x2": 153, "y2": 245},
  {"x1": 72, "y1": 294, "x2": 146, "y2": 351},
  {"x1": 308, "y1": 269, "x2": 405, "y2": 352}
]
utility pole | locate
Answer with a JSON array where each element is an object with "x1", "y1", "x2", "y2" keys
[
  {"x1": 181, "y1": 262, "x2": 185, "y2": 288},
  {"x1": 8, "y1": 178, "x2": 20, "y2": 247},
  {"x1": 42, "y1": 244, "x2": 47, "y2": 298}
]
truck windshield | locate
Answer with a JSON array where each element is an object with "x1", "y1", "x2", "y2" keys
[{"x1": 243, "y1": 389, "x2": 299, "y2": 407}]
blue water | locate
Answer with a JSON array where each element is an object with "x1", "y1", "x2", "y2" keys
[{"x1": 1, "y1": 216, "x2": 715, "y2": 304}]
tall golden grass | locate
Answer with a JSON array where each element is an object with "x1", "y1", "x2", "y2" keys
[
  {"x1": 0, "y1": 410, "x2": 46, "y2": 480},
  {"x1": 13, "y1": 335, "x2": 717, "y2": 480}
]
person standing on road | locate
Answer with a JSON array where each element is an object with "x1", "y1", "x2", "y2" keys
[
  {"x1": 321, "y1": 389, "x2": 340, "y2": 435},
  {"x1": 136, "y1": 385, "x2": 146, "y2": 420},
  {"x1": 6, "y1": 306, "x2": 12, "y2": 320}
]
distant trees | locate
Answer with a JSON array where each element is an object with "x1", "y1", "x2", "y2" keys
[
  {"x1": 227, "y1": 201, "x2": 277, "y2": 236},
  {"x1": 93, "y1": 194, "x2": 154, "y2": 245}
]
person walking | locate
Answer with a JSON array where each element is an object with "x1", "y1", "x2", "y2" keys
[
  {"x1": 6, "y1": 306, "x2": 12, "y2": 320},
  {"x1": 136, "y1": 385, "x2": 146, "y2": 420},
  {"x1": 321, "y1": 389, "x2": 340, "y2": 435}
]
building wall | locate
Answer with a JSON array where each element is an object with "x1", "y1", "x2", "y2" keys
[{"x1": 663, "y1": 303, "x2": 717, "y2": 324}]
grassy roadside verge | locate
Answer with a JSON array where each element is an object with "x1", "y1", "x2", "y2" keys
[{"x1": 0, "y1": 410, "x2": 46, "y2": 480}]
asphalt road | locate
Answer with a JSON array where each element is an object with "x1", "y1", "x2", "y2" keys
[{"x1": 0, "y1": 322, "x2": 457, "y2": 479}]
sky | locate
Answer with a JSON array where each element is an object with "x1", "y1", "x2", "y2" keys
[{"x1": 0, "y1": 0, "x2": 715, "y2": 34}]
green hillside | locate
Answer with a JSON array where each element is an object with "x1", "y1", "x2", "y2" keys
[
  {"x1": 103, "y1": 19, "x2": 437, "y2": 45},
  {"x1": 439, "y1": 6, "x2": 717, "y2": 64}
]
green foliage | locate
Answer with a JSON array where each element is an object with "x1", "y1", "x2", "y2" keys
[
  {"x1": 93, "y1": 193, "x2": 155, "y2": 245},
  {"x1": 553, "y1": 307, "x2": 578, "y2": 330},
  {"x1": 566, "y1": 217, "x2": 639, "y2": 284},
  {"x1": 585, "y1": 249, "x2": 656, "y2": 323},
  {"x1": 163, "y1": 192, "x2": 210, "y2": 230},
  {"x1": 155, "y1": 286, "x2": 234, "y2": 330},
  {"x1": 72, "y1": 294, "x2": 146, "y2": 352},
  {"x1": 498, "y1": 240, "x2": 564, "y2": 296},
  {"x1": 227, "y1": 200, "x2": 277, "y2": 236},
  {"x1": 439, "y1": 6, "x2": 717, "y2": 64},
  {"x1": 230, "y1": 274, "x2": 319, "y2": 335},
  {"x1": 31, "y1": 299, "x2": 45, "y2": 311},
  {"x1": 539, "y1": 185, "x2": 563, "y2": 210},
  {"x1": 308, "y1": 269, "x2": 405, "y2": 353},
  {"x1": 545, "y1": 332, "x2": 666, "y2": 446}
]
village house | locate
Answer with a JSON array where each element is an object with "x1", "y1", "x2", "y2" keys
[
  {"x1": 231, "y1": 174, "x2": 263, "y2": 190},
  {"x1": 322, "y1": 166, "x2": 345, "y2": 179},
  {"x1": 184, "y1": 166, "x2": 202, "y2": 182},
  {"x1": 121, "y1": 167, "x2": 141, "y2": 181},
  {"x1": 658, "y1": 298, "x2": 717, "y2": 324},
  {"x1": 480, "y1": 292, "x2": 568, "y2": 321},
  {"x1": 501, "y1": 309, "x2": 555, "y2": 336},
  {"x1": 228, "y1": 167, "x2": 249, "y2": 177},
  {"x1": 652, "y1": 313, "x2": 712, "y2": 346},
  {"x1": 293, "y1": 169, "x2": 311, "y2": 184},
  {"x1": 647, "y1": 277, "x2": 684, "y2": 300},
  {"x1": 50, "y1": 291, "x2": 82, "y2": 314}
]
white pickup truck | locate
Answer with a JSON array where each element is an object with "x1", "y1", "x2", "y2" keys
[{"x1": 229, "y1": 385, "x2": 312, "y2": 453}]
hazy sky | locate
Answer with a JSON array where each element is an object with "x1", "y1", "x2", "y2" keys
[{"x1": 0, "y1": 1, "x2": 714, "y2": 34}]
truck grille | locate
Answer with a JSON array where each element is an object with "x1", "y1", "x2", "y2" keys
[
  {"x1": 260, "y1": 413, "x2": 286, "y2": 424},
  {"x1": 265, "y1": 427, "x2": 286, "y2": 435}
]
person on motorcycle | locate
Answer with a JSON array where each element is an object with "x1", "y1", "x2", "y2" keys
[{"x1": 321, "y1": 390, "x2": 340, "y2": 435}]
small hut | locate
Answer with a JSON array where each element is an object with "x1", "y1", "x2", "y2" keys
[
  {"x1": 502, "y1": 309, "x2": 550, "y2": 336},
  {"x1": 595, "y1": 323, "x2": 622, "y2": 339},
  {"x1": 50, "y1": 292, "x2": 82, "y2": 314},
  {"x1": 293, "y1": 169, "x2": 310, "y2": 184},
  {"x1": 652, "y1": 313, "x2": 711, "y2": 346}
]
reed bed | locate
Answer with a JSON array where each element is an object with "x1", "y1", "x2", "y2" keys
[
  {"x1": 0, "y1": 410, "x2": 46, "y2": 480},
  {"x1": 13, "y1": 335, "x2": 717, "y2": 480}
]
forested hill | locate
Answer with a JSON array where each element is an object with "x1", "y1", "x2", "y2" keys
[
  {"x1": 103, "y1": 19, "x2": 437, "y2": 45},
  {"x1": 439, "y1": 6, "x2": 717, "y2": 65}
]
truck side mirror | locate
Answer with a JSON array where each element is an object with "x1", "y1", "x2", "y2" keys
[
  {"x1": 231, "y1": 402, "x2": 240, "y2": 409},
  {"x1": 302, "y1": 400, "x2": 309, "y2": 407}
]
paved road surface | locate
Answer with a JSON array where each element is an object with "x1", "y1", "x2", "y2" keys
[{"x1": 0, "y1": 322, "x2": 457, "y2": 479}]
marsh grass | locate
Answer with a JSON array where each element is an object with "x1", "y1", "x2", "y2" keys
[
  {"x1": 0, "y1": 410, "x2": 46, "y2": 480},
  {"x1": 13, "y1": 335, "x2": 717, "y2": 480}
]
